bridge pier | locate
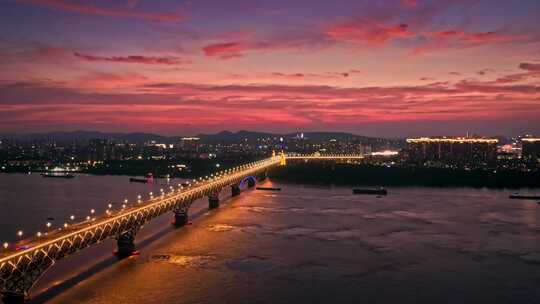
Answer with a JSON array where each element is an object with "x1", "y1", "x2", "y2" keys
[
  {"x1": 1, "y1": 292, "x2": 25, "y2": 304},
  {"x1": 173, "y1": 208, "x2": 188, "y2": 227},
  {"x1": 247, "y1": 178, "x2": 256, "y2": 188},
  {"x1": 116, "y1": 229, "x2": 137, "y2": 258},
  {"x1": 231, "y1": 185, "x2": 241, "y2": 197},
  {"x1": 208, "y1": 194, "x2": 220, "y2": 209}
]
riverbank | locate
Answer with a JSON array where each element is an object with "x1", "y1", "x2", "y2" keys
[{"x1": 269, "y1": 163, "x2": 540, "y2": 189}]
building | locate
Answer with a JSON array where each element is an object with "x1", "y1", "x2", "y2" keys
[
  {"x1": 522, "y1": 138, "x2": 540, "y2": 164},
  {"x1": 406, "y1": 137, "x2": 498, "y2": 168},
  {"x1": 179, "y1": 137, "x2": 200, "y2": 154}
]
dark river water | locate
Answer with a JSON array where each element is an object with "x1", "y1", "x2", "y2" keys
[{"x1": 1, "y1": 173, "x2": 540, "y2": 303}]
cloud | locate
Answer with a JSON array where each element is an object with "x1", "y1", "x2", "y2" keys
[
  {"x1": 326, "y1": 20, "x2": 413, "y2": 45},
  {"x1": 430, "y1": 31, "x2": 521, "y2": 44},
  {"x1": 269, "y1": 71, "x2": 351, "y2": 80},
  {"x1": 18, "y1": 0, "x2": 184, "y2": 22},
  {"x1": 413, "y1": 30, "x2": 529, "y2": 54},
  {"x1": 488, "y1": 62, "x2": 540, "y2": 83},
  {"x1": 477, "y1": 68, "x2": 495, "y2": 76},
  {"x1": 401, "y1": 0, "x2": 418, "y2": 7},
  {"x1": 519, "y1": 62, "x2": 540, "y2": 72},
  {"x1": 202, "y1": 42, "x2": 254, "y2": 59},
  {"x1": 73, "y1": 52, "x2": 188, "y2": 65},
  {"x1": 1, "y1": 78, "x2": 539, "y2": 134},
  {"x1": 202, "y1": 35, "x2": 324, "y2": 59}
]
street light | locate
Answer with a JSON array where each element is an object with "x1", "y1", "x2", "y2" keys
[
  {"x1": 90, "y1": 209, "x2": 95, "y2": 215},
  {"x1": 70, "y1": 215, "x2": 75, "y2": 221},
  {"x1": 36, "y1": 231, "x2": 42, "y2": 238},
  {"x1": 17, "y1": 230, "x2": 23, "y2": 241},
  {"x1": 63, "y1": 223, "x2": 68, "y2": 228},
  {"x1": 2, "y1": 242, "x2": 8, "y2": 250}
]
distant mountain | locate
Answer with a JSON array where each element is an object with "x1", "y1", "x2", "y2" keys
[
  {"x1": 0, "y1": 131, "x2": 180, "y2": 144},
  {"x1": 0, "y1": 130, "x2": 403, "y2": 144},
  {"x1": 196, "y1": 130, "x2": 392, "y2": 144},
  {"x1": 196, "y1": 130, "x2": 278, "y2": 143}
]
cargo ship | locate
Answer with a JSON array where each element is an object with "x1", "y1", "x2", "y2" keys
[
  {"x1": 256, "y1": 187, "x2": 282, "y2": 191},
  {"x1": 509, "y1": 193, "x2": 540, "y2": 200},
  {"x1": 353, "y1": 188, "x2": 387, "y2": 195}
]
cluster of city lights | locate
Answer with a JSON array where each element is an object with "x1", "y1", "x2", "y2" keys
[{"x1": 2, "y1": 156, "x2": 280, "y2": 252}]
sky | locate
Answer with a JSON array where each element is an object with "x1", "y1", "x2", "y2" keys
[{"x1": 0, "y1": 0, "x2": 539, "y2": 137}]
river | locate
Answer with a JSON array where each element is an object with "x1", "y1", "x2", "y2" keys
[{"x1": 1, "y1": 174, "x2": 540, "y2": 303}]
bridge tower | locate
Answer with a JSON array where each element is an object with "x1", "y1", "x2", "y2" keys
[{"x1": 280, "y1": 151, "x2": 287, "y2": 166}]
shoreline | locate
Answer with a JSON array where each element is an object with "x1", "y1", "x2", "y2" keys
[{"x1": 2, "y1": 166, "x2": 540, "y2": 190}]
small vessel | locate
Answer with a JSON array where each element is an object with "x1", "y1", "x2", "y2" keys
[
  {"x1": 509, "y1": 193, "x2": 540, "y2": 200},
  {"x1": 41, "y1": 173, "x2": 75, "y2": 179},
  {"x1": 129, "y1": 177, "x2": 148, "y2": 183},
  {"x1": 256, "y1": 187, "x2": 282, "y2": 191},
  {"x1": 130, "y1": 173, "x2": 153, "y2": 183},
  {"x1": 353, "y1": 188, "x2": 387, "y2": 195}
]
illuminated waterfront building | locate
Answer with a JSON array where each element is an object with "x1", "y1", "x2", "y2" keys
[
  {"x1": 406, "y1": 137, "x2": 498, "y2": 168},
  {"x1": 521, "y1": 138, "x2": 540, "y2": 164}
]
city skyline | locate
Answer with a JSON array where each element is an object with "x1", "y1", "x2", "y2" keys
[{"x1": 1, "y1": 0, "x2": 540, "y2": 136}]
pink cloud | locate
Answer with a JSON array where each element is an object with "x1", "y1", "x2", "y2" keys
[
  {"x1": 74, "y1": 52, "x2": 187, "y2": 65},
  {"x1": 430, "y1": 30, "x2": 523, "y2": 44},
  {"x1": 18, "y1": 0, "x2": 184, "y2": 22},
  {"x1": 1, "y1": 78, "x2": 539, "y2": 134},
  {"x1": 519, "y1": 62, "x2": 540, "y2": 72},
  {"x1": 269, "y1": 71, "x2": 351, "y2": 80},
  {"x1": 326, "y1": 20, "x2": 413, "y2": 45},
  {"x1": 401, "y1": 0, "x2": 418, "y2": 8},
  {"x1": 413, "y1": 30, "x2": 529, "y2": 54},
  {"x1": 202, "y1": 42, "x2": 254, "y2": 59},
  {"x1": 201, "y1": 36, "x2": 320, "y2": 59}
]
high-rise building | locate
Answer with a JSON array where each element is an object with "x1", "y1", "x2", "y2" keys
[
  {"x1": 521, "y1": 138, "x2": 540, "y2": 164},
  {"x1": 406, "y1": 137, "x2": 498, "y2": 168},
  {"x1": 179, "y1": 137, "x2": 200, "y2": 152}
]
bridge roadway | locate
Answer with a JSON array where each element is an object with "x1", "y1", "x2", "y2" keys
[{"x1": 0, "y1": 153, "x2": 363, "y2": 303}]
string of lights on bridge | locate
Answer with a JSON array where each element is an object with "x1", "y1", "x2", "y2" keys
[
  {"x1": 1, "y1": 153, "x2": 361, "y2": 252},
  {"x1": 1, "y1": 157, "x2": 282, "y2": 251}
]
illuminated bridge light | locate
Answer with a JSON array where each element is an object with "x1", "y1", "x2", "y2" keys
[{"x1": 406, "y1": 137, "x2": 498, "y2": 144}]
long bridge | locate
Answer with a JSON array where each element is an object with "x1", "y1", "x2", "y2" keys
[{"x1": 0, "y1": 153, "x2": 363, "y2": 303}]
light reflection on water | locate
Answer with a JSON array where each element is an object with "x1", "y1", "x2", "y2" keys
[{"x1": 1, "y1": 174, "x2": 540, "y2": 303}]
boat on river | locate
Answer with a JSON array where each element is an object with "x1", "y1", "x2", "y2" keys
[
  {"x1": 353, "y1": 188, "x2": 387, "y2": 195},
  {"x1": 256, "y1": 187, "x2": 282, "y2": 191},
  {"x1": 509, "y1": 193, "x2": 540, "y2": 200}
]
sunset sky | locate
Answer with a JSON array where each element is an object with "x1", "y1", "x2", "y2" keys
[{"x1": 1, "y1": 0, "x2": 539, "y2": 137}]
